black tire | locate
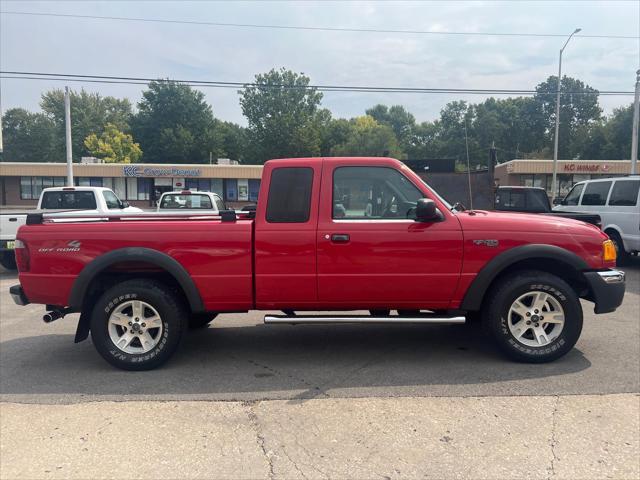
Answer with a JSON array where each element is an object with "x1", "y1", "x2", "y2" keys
[
  {"x1": 0, "y1": 252, "x2": 17, "y2": 270},
  {"x1": 608, "y1": 231, "x2": 630, "y2": 266},
  {"x1": 188, "y1": 313, "x2": 218, "y2": 329},
  {"x1": 483, "y1": 270, "x2": 583, "y2": 363},
  {"x1": 90, "y1": 279, "x2": 187, "y2": 370}
]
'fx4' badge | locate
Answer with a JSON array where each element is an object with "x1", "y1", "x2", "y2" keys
[{"x1": 473, "y1": 239, "x2": 499, "y2": 247}]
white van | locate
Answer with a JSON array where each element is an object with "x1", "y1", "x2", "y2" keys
[{"x1": 554, "y1": 176, "x2": 639, "y2": 262}]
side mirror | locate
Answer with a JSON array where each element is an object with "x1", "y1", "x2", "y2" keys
[
  {"x1": 552, "y1": 198, "x2": 562, "y2": 206},
  {"x1": 415, "y1": 198, "x2": 441, "y2": 222},
  {"x1": 120, "y1": 201, "x2": 130, "y2": 208}
]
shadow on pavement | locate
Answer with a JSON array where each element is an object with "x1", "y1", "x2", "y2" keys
[{"x1": 0, "y1": 322, "x2": 592, "y2": 400}]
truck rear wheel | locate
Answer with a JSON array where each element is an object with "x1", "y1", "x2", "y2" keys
[
  {"x1": 483, "y1": 270, "x2": 583, "y2": 363},
  {"x1": 90, "y1": 279, "x2": 187, "y2": 370}
]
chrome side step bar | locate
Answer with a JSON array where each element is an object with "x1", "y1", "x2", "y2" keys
[{"x1": 264, "y1": 315, "x2": 466, "y2": 325}]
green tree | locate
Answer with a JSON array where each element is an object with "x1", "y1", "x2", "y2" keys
[
  {"x1": 132, "y1": 80, "x2": 216, "y2": 163},
  {"x1": 239, "y1": 68, "x2": 324, "y2": 163},
  {"x1": 332, "y1": 115, "x2": 403, "y2": 158},
  {"x1": 1, "y1": 108, "x2": 59, "y2": 162},
  {"x1": 366, "y1": 104, "x2": 416, "y2": 148},
  {"x1": 40, "y1": 89, "x2": 133, "y2": 161},
  {"x1": 84, "y1": 123, "x2": 142, "y2": 163},
  {"x1": 215, "y1": 120, "x2": 247, "y2": 162},
  {"x1": 534, "y1": 76, "x2": 601, "y2": 159},
  {"x1": 320, "y1": 117, "x2": 352, "y2": 156}
]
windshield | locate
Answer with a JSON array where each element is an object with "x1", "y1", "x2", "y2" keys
[{"x1": 159, "y1": 194, "x2": 213, "y2": 209}]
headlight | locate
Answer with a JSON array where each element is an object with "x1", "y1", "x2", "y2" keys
[{"x1": 602, "y1": 239, "x2": 617, "y2": 262}]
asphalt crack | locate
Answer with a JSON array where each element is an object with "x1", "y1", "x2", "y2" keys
[
  {"x1": 245, "y1": 401, "x2": 275, "y2": 480},
  {"x1": 548, "y1": 395, "x2": 560, "y2": 479}
]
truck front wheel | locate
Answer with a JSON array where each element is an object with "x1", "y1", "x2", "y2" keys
[
  {"x1": 483, "y1": 270, "x2": 583, "y2": 363},
  {"x1": 90, "y1": 279, "x2": 187, "y2": 370}
]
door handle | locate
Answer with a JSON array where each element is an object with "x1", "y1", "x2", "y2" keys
[{"x1": 330, "y1": 233, "x2": 350, "y2": 243}]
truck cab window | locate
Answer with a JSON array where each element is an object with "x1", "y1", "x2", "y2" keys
[
  {"x1": 333, "y1": 167, "x2": 422, "y2": 219},
  {"x1": 266, "y1": 167, "x2": 313, "y2": 223}
]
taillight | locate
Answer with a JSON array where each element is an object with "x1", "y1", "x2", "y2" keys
[{"x1": 14, "y1": 239, "x2": 30, "y2": 272}]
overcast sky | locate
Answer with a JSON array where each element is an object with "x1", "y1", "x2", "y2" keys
[{"x1": 1, "y1": 1, "x2": 638, "y2": 125}]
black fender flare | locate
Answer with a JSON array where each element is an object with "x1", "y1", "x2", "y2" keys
[
  {"x1": 70, "y1": 247, "x2": 204, "y2": 343},
  {"x1": 460, "y1": 244, "x2": 590, "y2": 311}
]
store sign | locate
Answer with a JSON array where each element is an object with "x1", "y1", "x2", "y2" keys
[
  {"x1": 122, "y1": 165, "x2": 202, "y2": 177},
  {"x1": 563, "y1": 163, "x2": 610, "y2": 173}
]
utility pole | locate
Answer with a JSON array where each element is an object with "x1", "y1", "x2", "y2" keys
[
  {"x1": 551, "y1": 28, "x2": 581, "y2": 202},
  {"x1": 631, "y1": 69, "x2": 639, "y2": 175},
  {"x1": 489, "y1": 141, "x2": 497, "y2": 175},
  {"x1": 64, "y1": 87, "x2": 74, "y2": 186}
]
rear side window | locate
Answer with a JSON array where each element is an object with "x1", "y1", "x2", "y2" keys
[
  {"x1": 581, "y1": 181, "x2": 612, "y2": 206},
  {"x1": 40, "y1": 191, "x2": 97, "y2": 210},
  {"x1": 563, "y1": 184, "x2": 584, "y2": 206},
  {"x1": 160, "y1": 194, "x2": 213, "y2": 209},
  {"x1": 103, "y1": 191, "x2": 121, "y2": 209},
  {"x1": 266, "y1": 167, "x2": 313, "y2": 223},
  {"x1": 608, "y1": 180, "x2": 640, "y2": 206}
]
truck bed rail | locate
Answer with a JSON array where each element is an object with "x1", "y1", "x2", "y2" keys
[{"x1": 26, "y1": 209, "x2": 241, "y2": 225}]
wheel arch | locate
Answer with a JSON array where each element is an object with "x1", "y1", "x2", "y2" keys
[
  {"x1": 460, "y1": 244, "x2": 590, "y2": 312},
  {"x1": 70, "y1": 248, "x2": 204, "y2": 342}
]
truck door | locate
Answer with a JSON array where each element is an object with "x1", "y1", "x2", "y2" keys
[
  {"x1": 254, "y1": 162, "x2": 321, "y2": 309},
  {"x1": 316, "y1": 161, "x2": 464, "y2": 310}
]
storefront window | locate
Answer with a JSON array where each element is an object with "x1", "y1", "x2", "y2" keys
[
  {"x1": 137, "y1": 178, "x2": 151, "y2": 200},
  {"x1": 113, "y1": 178, "x2": 126, "y2": 200},
  {"x1": 225, "y1": 179, "x2": 238, "y2": 201},
  {"x1": 126, "y1": 178, "x2": 138, "y2": 200},
  {"x1": 211, "y1": 179, "x2": 224, "y2": 197},
  {"x1": 237, "y1": 179, "x2": 249, "y2": 201},
  {"x1": 249, "y1": 179, "x2": 260, "y2": 202},
  {"x1": 20, "y1": 177, "x2": 33, "y2": 199}
]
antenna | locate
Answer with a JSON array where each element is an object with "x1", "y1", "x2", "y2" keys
[{"x1": 464, "y1": 118, "x2": 474, "y2": 210}]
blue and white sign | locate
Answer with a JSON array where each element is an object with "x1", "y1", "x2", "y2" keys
[{"x1": 123, "y1": 165, "x2": 202, "y2": 177}]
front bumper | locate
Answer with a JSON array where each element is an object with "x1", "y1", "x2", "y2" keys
[
  {"x1": 583, "y1": 269, "x2": 625, "y2": 314},
  {"x1": 10, "y1": 285, "x2": 29, "y2": 306}
]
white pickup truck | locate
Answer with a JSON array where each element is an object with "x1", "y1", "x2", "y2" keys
[
  {"x1": 157, "y1": 190, "x2": 226, "y2": 213},
  {"x1": 0, "y1": 186, "x2": 142, "y2": 270}
]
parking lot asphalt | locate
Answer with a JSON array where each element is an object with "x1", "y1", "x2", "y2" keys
[{"x1": 0, "y1": 260, "x2": 638, "y2": 404}]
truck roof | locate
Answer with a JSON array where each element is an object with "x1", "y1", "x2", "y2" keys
[
  {"x1": 41, "y1": 186, "x2": 113, "y2": 193},
  {"x1": 266, "y1": 156, "x2": 402, "y2": 165}
]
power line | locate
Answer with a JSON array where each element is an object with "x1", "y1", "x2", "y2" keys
[
  {"x1": 1, "y1": 71, "x2": 634, "y2": 96},
  {"x1": 1, "y1": 10, "x2": 638, "y2": 40}
]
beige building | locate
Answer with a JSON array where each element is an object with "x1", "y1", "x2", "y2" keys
[
  {"x1": 0, "y1": 162, "x2": 264, "y2": 208},
  {"x1": 494, "y1": 159, "x2": 633, "y2": 197}
]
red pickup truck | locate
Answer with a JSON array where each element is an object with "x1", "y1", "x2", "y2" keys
[{"x1": 10, "y1": 157, "x2": 625, "y2": 370}]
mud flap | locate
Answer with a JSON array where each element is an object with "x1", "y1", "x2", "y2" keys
[{"x1": 74, "y1": 311, "x2": 91, "y2": 343}]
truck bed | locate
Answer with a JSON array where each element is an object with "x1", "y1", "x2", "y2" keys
[{"x1": 17, "y1": 213, "x2": 255, "y2": 311}]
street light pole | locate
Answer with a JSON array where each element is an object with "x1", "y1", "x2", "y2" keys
[
  {"x1": 64, "y1": 86, "x2": 74, "y2": 186},
  {"x1": 631, "y1": 69, "x2": 639, "y2": 175},
  {"x1": 551, "y1": 28, "x2": 581, "y2": 202}
]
